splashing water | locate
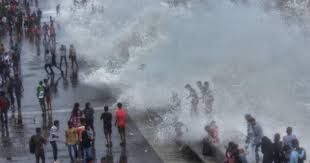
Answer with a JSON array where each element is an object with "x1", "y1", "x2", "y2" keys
[{"x1": 55, "y1": 0, "x2": 310, "y2": 152}]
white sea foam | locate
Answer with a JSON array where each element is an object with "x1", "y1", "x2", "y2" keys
[{"x1": 56, "y1": 0, "x2": 310, "y2": 152}]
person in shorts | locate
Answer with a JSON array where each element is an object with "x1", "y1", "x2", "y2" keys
[
  {"x1": 100, "y1": 106, "x2": 112, "y2": 147},
  {"x1": 115, "y1": 103, "x2": 126, "y2": 146}
]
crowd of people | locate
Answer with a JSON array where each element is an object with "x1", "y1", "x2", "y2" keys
[
  {"x1": 182, "y1": 80, "x2": 307, "y2": 163},
  {"x1": 0, "y1": 0, "x2": 26, "y2": 128},
  {"x1": 1, "y1": 0, "x2": 309, "y2": 163},
  {"x1": 199, "y1": 115, "x2": 307, "y2": 163},
  {"x1": 198, "y1": 113, "x2": 307, "y2": 163},
  {"x1": 0, "y1": 0, "x2": 105, "y2": 162},
  {"x1": 206, "y1": 114, "x2": 307, "y2": 163},
  {"x1": 29, "y1": 102, "x2": 128, "y2": 163},
  {"x1": 0, "y1": 0, "x2": 80, "y2": 120}
]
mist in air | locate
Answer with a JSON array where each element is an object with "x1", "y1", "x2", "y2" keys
[{"x1": 54, "y1": 0, "x2": 310, "y2": 151}]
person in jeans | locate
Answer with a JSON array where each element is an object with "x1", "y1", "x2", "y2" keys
[
  {"x1": 66, "y1": 121, "x2": 78, "y2": 162},
  {"x1": 49, "y1": 120, "x2": 59, "y2": 163},
  {"x1": 81, "y1": 125, "x2": 95, "y2": 163},
  {"x1": 30, "y1": 128, "x2": 47, "y2": 163}
]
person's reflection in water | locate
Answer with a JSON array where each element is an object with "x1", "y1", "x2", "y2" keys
[
  {"x1": 101, "y1": 151, "x2": 113, "y2": 163},
  {"x1": 42, "y1": 114, "x2": 47, "y2": 131},
  {"x1": 1, "y1": 126, "x2": 12, "y2": 160},
  {"x1": 17, "y1": 113, "x2": 23, "y2": 128},
  {"x1": 49, "y1": 75, "x2": 62, "y2": 96},
  {"x1": 70, "y1": 69, "x2": 79, "y2": 88},
  {"x1": 107, "y1": 148, "x2": 113, "y2": 163},
  {"x1": 47, "y1": 112, "x2": 53, "y2": 129},
  {"x1": 101, "y1": 138, "x2": 114, "y2": 163},
  {"x1": 41, "y1": 112, "x2": 53, "y2": 137},
  {"x1": 1, "y1": 125, "x2": 9, "y2": 139},
  {"x1": 62, "y1": 71, "x2": 69, "y2": 91},
  {"x1": 119, "y1": 148, "x2": 127, "y2": 163}
]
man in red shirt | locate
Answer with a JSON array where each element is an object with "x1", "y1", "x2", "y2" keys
[
  {"x1": 115, "y1": 103, "x2": 126, "y2": 146},
  {"x1": 0, "y1": 92, "x2": 10, "y2": 129}
]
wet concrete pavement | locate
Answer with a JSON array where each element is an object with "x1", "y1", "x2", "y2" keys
[{"x1": 0, "y1": 107, "x2": 163, "y2": 163}]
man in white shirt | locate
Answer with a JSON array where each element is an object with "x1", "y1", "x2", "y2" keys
[{"x1": 49, "y1": 120, "x2": 59, "y2": 163}]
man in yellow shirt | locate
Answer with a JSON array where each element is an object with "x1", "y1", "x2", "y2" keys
[{"x1": 65, "y1": 121, "x2": 78, "y2": 162}]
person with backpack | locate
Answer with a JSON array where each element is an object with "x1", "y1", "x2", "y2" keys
[
  {"x1": 0, "y1": 91, "x2": 10, "y2": 128},
  {"x1": 272, "y1": 133, "x2": 285, "y2": 163},
  {"x1": 290, "y1": 139, "x2": 306, "y2": 163},
  {"x1": 49, "y1": 120, "x2": 59, "y2": 163},
  {"x1": 83, "y1": 102, "x2": 94, "y2": 132},
  {"x1": 29, "y1": 128, "x2": 47, "y2": 163}
]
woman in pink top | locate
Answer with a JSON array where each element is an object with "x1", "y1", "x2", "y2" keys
[{"x1": 70, "y1": 103, "x2": 82, "y2": 128}]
